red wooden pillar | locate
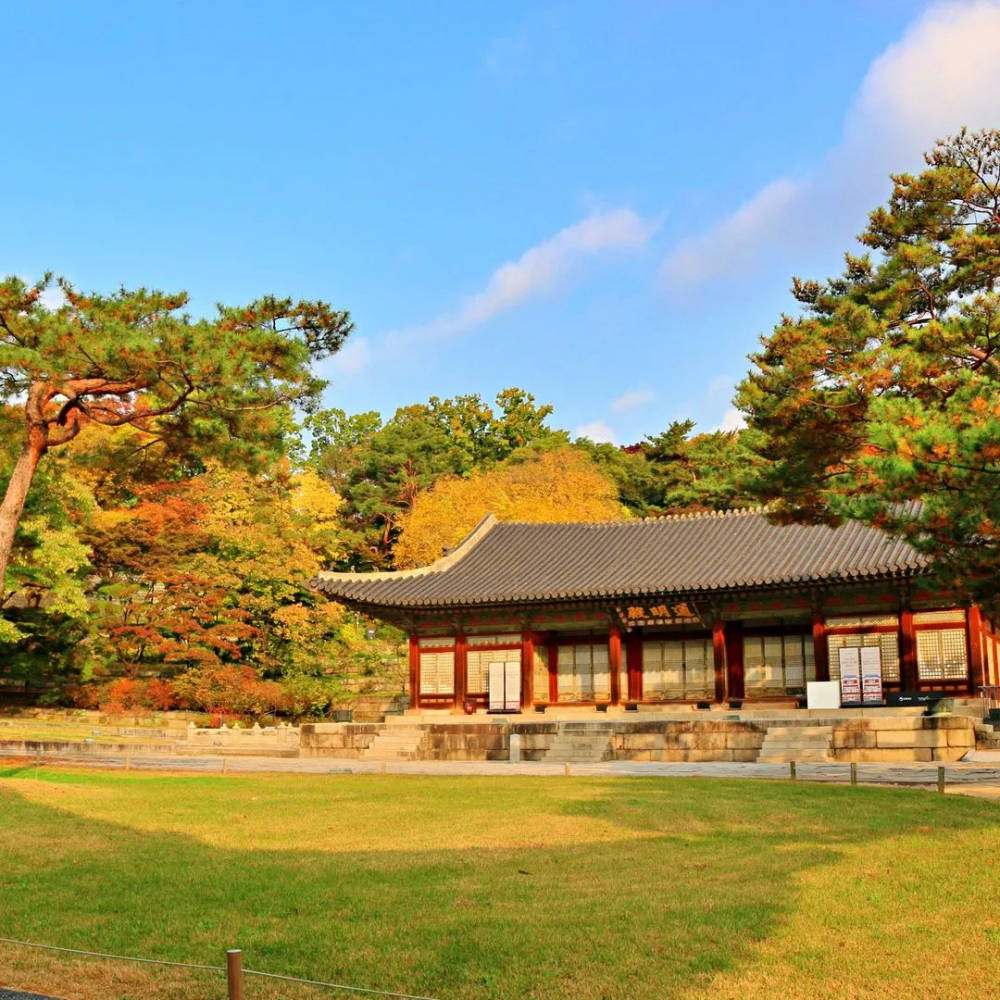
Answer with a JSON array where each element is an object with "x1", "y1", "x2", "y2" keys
[
  {"x1": 900, "y1": 609, "x2": 918, "y2": 689},
  {"x1": 812, "y1": 610, "x2": 829, "y2": 683},
  {"x1": 547, "y1": 636, "x2": 559, "y2": 704},
  {"x1": 608, "y1": 624, "x2": 622, "y2": 705},
  {"x1": 725, "y1": 622, "x2": 744, "y2": 700},
  {"x1": 520, "y1": 631, "x2": 534, "y2": 710},
  {"x1": 408, "y1": 635, "x2": 419, "y2": 709},
  {"x1": 626, "y1": 634, "x2": 643, "y2": 702},
  {"x1": 967, "y1": 605, "x2": 985, "y2": 692},
  {"x1": 712, "y1": 619, "x2": 727, "y2": 703},
  {"x1": 454, "y1": 633, "x2": 468, "y2": 712}
]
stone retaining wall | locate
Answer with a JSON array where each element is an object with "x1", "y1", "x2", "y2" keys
[
  {"x1": 510, "y1": 722, "x2": 558, "y2": 761},
  {"x1": 184, "y1": 722, "x2": 300, "y2": 751},
  {"x1": 0, "y1": 738, "x2": 176, "y2": 756},
  {"x1": 830, "y1": 715, "x2": 973, "y2": 762},
  {"x1": 613, "y1": 720, "x2": 765, "y2": 762},
  {"x1": 279, "y1": 715, "x2": 981, "y2": 763},
  {"x1": 421, "y1": 724, "x2": 508, "y2": 761},
  {"x1": 299, "y1": 723, "x2": 380, "y2": 758}
]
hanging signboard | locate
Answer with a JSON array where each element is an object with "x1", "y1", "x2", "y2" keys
[
  {"x1": 617, "y1": 601, "x2": 703, "y2": 629},
  {"x1": 860, "y1": 646, "x2": 884, "y2": 705},
  {"x1": 838, "y1": 647, "x2": 862, "y2": 705}
]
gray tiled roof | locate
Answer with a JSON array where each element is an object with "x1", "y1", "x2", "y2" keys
[{"x1": 312, "y1": 509, "x2": 926, "y2": 610}]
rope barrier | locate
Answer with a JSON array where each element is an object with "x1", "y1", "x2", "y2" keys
[
  {"x1": 0, "y1": 937, "x2": 442, "y2": 1000},
  {"x1": 0, "y1": 937, "x2": 224, "y2": 973}
]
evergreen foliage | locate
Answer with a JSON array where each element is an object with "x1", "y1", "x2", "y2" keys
[{"x1": 738, "y1": 129, "x2": 1000, "y2": 603}]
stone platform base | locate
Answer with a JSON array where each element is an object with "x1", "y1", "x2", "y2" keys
[{"x1": 300, "y1": 711, "x2": 978, "y2": 764}]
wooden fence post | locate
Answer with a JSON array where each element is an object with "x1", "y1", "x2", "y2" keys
[
  {"x1": 226, "y1": 949, "x2": 243, "y2": 1000},
  {"x1": 937, "y1": 767, "x2": 945, "y2": 794}
]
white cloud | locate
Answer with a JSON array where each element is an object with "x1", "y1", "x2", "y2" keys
[
  {"x1": 660, "y1": 0, "x2": 1000, "y2": 294},
  {"x1": 574, "y1": 419, "x2": 617, "y2": 444},
  {"x1": 388, "y1": 208, "x2": 653, "y2": 348},
  {"x1": 716, "y1": 408, "x2": 746, "y2": 433},
  {"x1": 17, "y1": 274, "x2": 65, "y2": 311},
  {"x1": 661, "y1": 179, "x2": 800, "y2": 290},
  {"x1": 611, "y1": 387, "x2": 655, "y2": 413},
  {"x1": 329, "y1": 336, "x2": 371, "y2": 376},
  {"x1": 39, "y1": 285, "x2": 65, "y2": 311}
]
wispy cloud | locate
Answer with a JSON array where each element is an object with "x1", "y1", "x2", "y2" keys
[
  {"x1": 388, "y1": 209, "x2": 654, "y2": 349},
  {"x1": 328, "y1": 336, "x2": 371, "y2": 376},
  {"x1": 660, "y1": 0, "x2": 1000, "y2": 294},
  {"x1": 610, "y1": 387, "x2": 655, "y2": 413},
  {"x1": 662, "y1": 180, "x2": 800, "y2": 291},
  {"x1": 573, "y1": 419, "x2": 616, "y2": 445}
]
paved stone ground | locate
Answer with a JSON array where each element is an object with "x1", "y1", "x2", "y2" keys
[
  {"x1": 0, "y1": 988, "x2": 60, "y2": 999},
  {"x1": 2, "y1": 749, "x2": 1000, "y2": 797}
]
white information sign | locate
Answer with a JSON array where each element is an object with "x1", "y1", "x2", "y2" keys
[
  {"x1": 807, "y1": 680, "x2": 841, "y2": 710},
  {"x1": 838, "y1": 647, "x2": 862, "y2": 704},
  {"x1": 860, "y1": 646, "x2": 884, "y2": 704}
]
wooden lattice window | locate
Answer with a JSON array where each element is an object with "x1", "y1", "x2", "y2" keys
[
  {"x1": 826, "y1": 615, "x2": 901, "y2": 683},
  {"x1": 641, "y1": 638, "x2": 713, "y2": 700},
  {"x1": 557, "y1": 643, "x2": 610, "y2": 702},
  {"x1": 743, "y1": 634, "x2": 815, "y2": 695},
  {"x1": 466, "y1": 649, "x2": 520, "y2": 693},
  {"x1": 419, "y1": 651, "x2": 454, "y2": 695},
  {"x1": 532, "y1": 646, "x2": 549, "y2": 701},
  {"x1": 916, "y1": 628, "x2": 967, "y2": 681}
]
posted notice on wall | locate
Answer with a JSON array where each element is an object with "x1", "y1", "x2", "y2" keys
[
  {"x1": 838, "y1": 647, "x2": 862, "y2": 705},
  {"x1": 860, "y1": 645, "x2": 884, "y2": 704}
]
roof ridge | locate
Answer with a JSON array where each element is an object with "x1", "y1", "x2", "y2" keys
[{"x1": 494, "y1": 505, "x2": 769, "y2": 528}]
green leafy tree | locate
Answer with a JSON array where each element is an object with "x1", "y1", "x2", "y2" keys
[
  {"x1": 0, "y1": 275, "x2": 352, "y2": 588},
  {"x1": 737, "y1": 128, "x2": 1000, "y2": 601},
  {"x1": 309, "y1": 388, "x2": 559, "y2": 569},
  {"x1": 577, "y1": 421, "x2": 761, "y2": 517}
]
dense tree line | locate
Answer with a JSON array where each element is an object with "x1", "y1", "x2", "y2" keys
[
  {"x1": 6, "y1": 128, "x2": 996, "y2": 715},
  {"x1": 0, "y1": 363, "x2": 753, "y2": 713}
]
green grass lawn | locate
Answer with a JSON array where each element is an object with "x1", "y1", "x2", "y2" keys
[{"x1": 0, "y1": 769, "x2": 998, "y2": 1000}]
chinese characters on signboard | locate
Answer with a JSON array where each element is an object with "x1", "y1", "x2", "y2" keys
[{"x1": 617, "y1": 602, "x2": 702, "y2": 628}]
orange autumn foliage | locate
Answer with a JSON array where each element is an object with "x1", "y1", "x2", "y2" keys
[{"x1": 393, "y1": 447, "x2": 625, "y2": 569}]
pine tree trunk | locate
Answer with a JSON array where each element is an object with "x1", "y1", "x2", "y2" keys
[{"x1": 0, "y1": 438, "x2": 45, "y2": 590}]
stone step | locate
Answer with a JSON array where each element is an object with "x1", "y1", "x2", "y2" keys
[
  {"x1": 364, "y1": 726, "x2": 426, "y2": 760},
  {"x1": 759, "y1": 739, "x2": 831, "y2": 748},
  {"x1": 758, "y1": 751, "x2": 832, "y2": 763},
  {"x1": 542, "y1": 726, "x2": 614, "y2": 763},
  {"x1": 757, "y1": 723, "x2": 833, "y2": 763},
  {"x1": 767, "y1": 726, "x2": 833, "y2": 739}
]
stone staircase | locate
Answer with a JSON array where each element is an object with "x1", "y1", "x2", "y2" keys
[
  {"x1": 364, "y1": 725, "x2": 427, "y2": 760},
  {"x1": 974, "y1": 719, "x2": 1000, "y2": 749},
  {"x1": 543, "y1": 723, "x2": 615, "y2": 763},
  {"x1": 756, "y1": 724, "x2": 834, "y2": 763}
]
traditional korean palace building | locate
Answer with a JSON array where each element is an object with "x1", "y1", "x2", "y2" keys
[{"x1": 312, "y1": 510, "x2": 1000, "y2": 713}]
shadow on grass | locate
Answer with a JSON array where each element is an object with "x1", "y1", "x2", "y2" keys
[{"x1": 0, "y1": 774, "x2": 997, "y2": 1000}]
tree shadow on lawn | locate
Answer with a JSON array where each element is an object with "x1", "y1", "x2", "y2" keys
[{"x1": 0, "y1": 773, "x2": 996, "y2": 1000}]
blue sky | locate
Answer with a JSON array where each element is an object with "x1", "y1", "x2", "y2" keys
[{"x1": 6, "y1": 1, "x2": 1000, "y2": 444}]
